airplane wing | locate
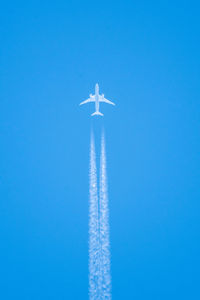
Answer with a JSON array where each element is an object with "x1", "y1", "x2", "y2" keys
[
  {"x1": 79, "y1": 97, "x2": 95, "y2": 105},
  {"x1": 99, "y1": 96, "x2": 115, "y2": 105}
]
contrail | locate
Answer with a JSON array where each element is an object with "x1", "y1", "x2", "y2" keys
[
  {"x1": 89, "y1": 131, "x2": 100, "y2": 300},
  {"x1": 88, "y1": 130, "x2": 112, "y2": 300},
  {"x1": 99, "y1": 131, "x2": 112, "y2": 299}
]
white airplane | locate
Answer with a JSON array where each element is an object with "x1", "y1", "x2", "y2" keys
[{"x1": 80, "y1": 83, "x2": 115, "y2": 116}]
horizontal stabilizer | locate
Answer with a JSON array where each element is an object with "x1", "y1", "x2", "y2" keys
[{"x1": 91, "y1": 111, "x2": 104, "y2": 117}]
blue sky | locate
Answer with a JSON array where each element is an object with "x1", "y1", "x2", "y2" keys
[{"x1": 0, "y1": 1, "x2": 200, "y2": 299}]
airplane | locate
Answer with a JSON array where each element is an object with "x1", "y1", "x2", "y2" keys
[{"x1": 80, "y1": 83, "x2": 115, "y2": 116}]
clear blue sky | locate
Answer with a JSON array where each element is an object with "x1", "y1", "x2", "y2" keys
[{"x1": 0, "y1": 1, "x2": 200, "y2": 299}]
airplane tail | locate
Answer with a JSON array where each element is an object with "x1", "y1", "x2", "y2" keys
[{"x1": 91, "y1": 111, "x2": 104, "y2": 117}]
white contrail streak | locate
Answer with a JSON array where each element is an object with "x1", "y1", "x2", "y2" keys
[
  {"x1": 88, "y1": 130, "x2": 112, "y2": 300},
  {"x1": 89, "y1": 131, "x2": 100, "y2": 300},
  {"x1": 99, "y1": 131, "x2": 112, "y2": 299}
]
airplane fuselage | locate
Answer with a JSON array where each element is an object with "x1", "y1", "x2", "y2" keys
[{"x1": 95, "y1": 84, "x2": 100, "y2": 113}]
